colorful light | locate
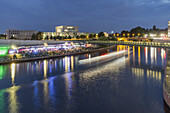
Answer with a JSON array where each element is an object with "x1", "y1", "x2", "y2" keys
[{"x1": 0, "y1": 47, "x2": 9, "y2": 56}]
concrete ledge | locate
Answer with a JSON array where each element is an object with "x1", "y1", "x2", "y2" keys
[
  {"x1": 0, "y1": 39, "x2": 65, "y2": 46},
  {"x1": 164, "y1": 86, "x2": 170, "y2": 108},
  {"x1": 0, "y1": 45, "x2": 116, "y2": 65},
  {"x1": 163, "y1": 49, "x2": 170, "y2": 108}
]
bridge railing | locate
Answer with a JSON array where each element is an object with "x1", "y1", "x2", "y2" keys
[{"x1": 88, "y1": 41, "x2": 170, "y2": 48}]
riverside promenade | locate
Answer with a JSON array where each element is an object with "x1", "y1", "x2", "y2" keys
[
  {"x1": 0, "y1": 45, "x2": 117, "y2": 65},
  {"x1": 0, "y1": 39, "x2": 65, "y2": 46},
  {"x1": 88, "y1": 41, "x2": 170, "y2": 48}
]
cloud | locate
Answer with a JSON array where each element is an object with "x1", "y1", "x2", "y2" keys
[{"x1": 161, "y1": 0, "x2": 170, "y2": 3}]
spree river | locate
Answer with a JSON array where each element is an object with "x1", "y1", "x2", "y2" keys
[{"x1": 0, "y1": 45, "x2": 169, "y2": 113}]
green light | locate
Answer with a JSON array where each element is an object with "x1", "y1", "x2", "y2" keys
[
  {"x1": 0, "y1": 47, "x2": 10, "y2": 56},
  {"x1": 0, "y1": 65, "x2": 7, "y2": 79}
]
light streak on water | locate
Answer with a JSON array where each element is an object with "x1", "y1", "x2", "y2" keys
[
  {"x1": 44, "y1": 60, "x2": 47, "y2": 78},
  {"x1": 79, "y1": 57, "x2": 127, "y2": 81},
  {"x1": 138, "y1": 47, "x2": 141, "y2": 65},
  {"x1": 11, "y1": 63, "x2": 16, "y2": 85},
  {"x1": 78, "y1": 50, "x2": 127, "y2": 65},
  {"x1": 6, "y1": 86, "x2": 20, "y2": 113},
  {"x1": 145, "y1": 47, "x2": 148, "y2": 65}
]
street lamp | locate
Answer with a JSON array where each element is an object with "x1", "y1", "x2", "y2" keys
[
  {"x1": 132, "y1": 34, "x2": 135, "y2": 37},
  {"x1": 127, "y1": 33, "x2": 130, "y2": 38},
  {"x1": 123, "y1": 34, "x2": 125, "y2": 37},
  {"x1": 138, "y1": 33, "x2": 140, "y2": 37},
  {"x1": 117, "y1": 34, "x2": 119, "y2": 37}
]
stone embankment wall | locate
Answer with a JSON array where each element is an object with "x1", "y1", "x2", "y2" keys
[
  {"x1": 163, "y1": 49, "x2": 170, "y2": 107},
  {"x1": 0, "y1": 39, "x2": 65, "y2": 46}
]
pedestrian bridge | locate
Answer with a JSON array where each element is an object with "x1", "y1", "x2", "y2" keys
[{"x1": 88, "y1": 41, "x2": 170, "y2": 48}]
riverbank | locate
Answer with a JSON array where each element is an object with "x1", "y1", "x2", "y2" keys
[
  {"x1": 0, "y1": 45, "x2": 116, "y2": 65},
  {"x1": 0, "y1": 39, "x2": 66, "y2": 46},
  {"x1": 163, "y1": 49, "x2": 170, "y2": 108}
]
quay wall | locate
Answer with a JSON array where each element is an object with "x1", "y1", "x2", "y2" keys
[
  {"x1": 163, "y1": 49, "x2": 170, "y2": 107},
  {"x1": 0, "y1": 39, "x2": 65, "y2": 46}
]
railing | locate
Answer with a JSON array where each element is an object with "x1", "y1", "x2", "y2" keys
[{"x1": 88, "y1": 41, "x2": 170, "y2": 48}]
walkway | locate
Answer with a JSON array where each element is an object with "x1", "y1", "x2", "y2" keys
[{"x1": 88, "y1": 41, "x2": 170, "y2": 48}]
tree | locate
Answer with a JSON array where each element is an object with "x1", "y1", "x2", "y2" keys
[
  {"x1": 89, "y1": 34, "x2": 93, "y2": 39},
  {"x1": 121, "y1": 30, "x2": 129, "y2": 37},
  {"x1": 36, "y1": 32, "x2": 43, "y2": 40},
  {"x1": 10, "y1": 36, "x2": 16, "y2": 39},
  {"x1": 76, "y1": 35, "x2": 80, "y2": 39},
  {"x1": 31, "y1": 34, "x2": 36, "y2": 40},
  {"x1": 98, "y1": 32, "x2": 105, "y2": 37},
  {"x1": 80, "y1": 35, "x2": 86, "y2": 39},
  {"x1": 31, "y1": 32, "x2": 43, "y2": 40},
  {"x1": 153, "y1": 25, "x2": 157, "y2": 31},
  {"x1": 130, "y1": 26, "x2": 146, "y2": 37},
  {"x1": 50, "y1": 35, "x2": 53, "y2": 40},
  {"x1": 67, "y1": 35, "x2": 72, "y2": 39},
  {"x1": 45, "y1": 36, "x2": 49, "y2": 40}
]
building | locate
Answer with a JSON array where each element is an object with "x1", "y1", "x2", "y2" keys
[
  {"x1": 55, "y1": 25, "x2": 79, "y2": 37},
  {"x1": 144, "y1": 25, "x2": 168, "y2": 38},
  {"x1": 6, "y1": 29, "x2": 38, "y2": 40},
  {"x1": 168, "y1": 21, "x2": 170, "y2": 38},
  {"x1": 43, "y1": 32, "x2": 56, "y2": 39}
]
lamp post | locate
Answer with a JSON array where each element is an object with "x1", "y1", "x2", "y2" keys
[
  {"x1": 138, "y1": 33, "x2": 140, "y2": 38},
  {"x1": 132, "y1": 34, "x2": 135, "y2": 37}
]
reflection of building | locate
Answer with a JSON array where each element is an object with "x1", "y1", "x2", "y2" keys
[
  {"x1": 168, "y1": 21, "x2": 170, "y2": 38},
  {"x1": 6, "y1": 29, "x2": 38, "y2": 39},
  {"x1": 55, "y1": 25, "x2": 79, "y2": 37}
]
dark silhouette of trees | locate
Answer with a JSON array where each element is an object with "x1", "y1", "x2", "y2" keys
[
  {"x1": 79, "y1": 35, "x2": 86, "y2": 39},
  {"x1": 89, "y1": 34, "x2": 93, "y2": 38},
  {"x1": 98, "y1": 32, "x2": 105, "y2": 37},
  {"x1": 121, "y1": 30, "x2": 129, "y2": 36},
  {"x1": 31, "y1": 32, "x2": 43, "y2": 40},
  {"x1": 130, "y1": 26, "x2": 146, "y2": 37}
]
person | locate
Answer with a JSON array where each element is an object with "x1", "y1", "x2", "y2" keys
[
  {"x1": 23, "y1": 53, "x2": 25, "y2": 59},
  {"x1": 13, "y1": 54, "x2": 17, "y2": 60}
]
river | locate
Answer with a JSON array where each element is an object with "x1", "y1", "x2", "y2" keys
[{"x1": 0, "y1": 45, "x2": 169, "y2": 113}]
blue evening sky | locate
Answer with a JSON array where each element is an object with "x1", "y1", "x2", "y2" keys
[{"x1": 0, "y1": 0, "x2": 170, "y2": 34}]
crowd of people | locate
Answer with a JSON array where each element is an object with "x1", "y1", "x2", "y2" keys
[{"x1": 1, "y1": 46, "x2": 96, "y2": 62}]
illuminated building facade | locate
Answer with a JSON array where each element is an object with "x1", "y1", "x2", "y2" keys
[
  {"x1": 144, "y1": 25, "x2": 168, "y2": 38},
  {"x1": 6, "y1": 29, "x2": 38, "y2": 40},
  {"x1": 55, "y1": 25, "x2": 79, "y2": 37}
]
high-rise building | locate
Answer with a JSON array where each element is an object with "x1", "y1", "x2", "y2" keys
[
  {"x1": 168, "y1": 21, "x2": 170, "y2": 38},
  {"x1": 6, "y1": 29, "x2": 38, "y2": 39},
  {"x1": 55, "y1": 25, "x2": 79, "y2": 37}
]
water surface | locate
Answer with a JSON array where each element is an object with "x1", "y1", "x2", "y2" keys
[{"x1": 0, "y1": 45, "x2": 169, "y2": 113}]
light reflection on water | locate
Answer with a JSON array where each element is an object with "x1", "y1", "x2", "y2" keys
[
  {"x1": 0, "y1": 46, "x2": 169, "y2": 113},
  {"x1": 6, "y1": 86, "x2": 20, "y2": 113}
]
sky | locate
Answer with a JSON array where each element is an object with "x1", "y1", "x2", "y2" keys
[{"x1": 0, "y1": 0, "x2": 170, "y2": 34}]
